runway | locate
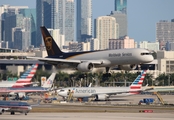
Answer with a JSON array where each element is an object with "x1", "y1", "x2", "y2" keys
[
  {"x1": 1, "y1": 95, "x2": 174, "y2": 119},
  {"x1": 1, "y1": 113, "x2": 174, "y2": 120}
]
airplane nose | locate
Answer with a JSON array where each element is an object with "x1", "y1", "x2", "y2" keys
[
  {"x1": 149, "y1": 55, "x2": 154, "y2": 62},
  {"x1": 141, "y1": 55, "x2": 154, "y2": 63},
  {"x1": 145, "y1": 55, "x2": 154, "y2": 63},
  {"x1": 58, "y1": 92, "x2": 63, "y2": 96}
]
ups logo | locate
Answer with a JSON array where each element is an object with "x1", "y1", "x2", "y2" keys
[{"x1": 45, "y1": 37, "x2": 52, "y2": 50}]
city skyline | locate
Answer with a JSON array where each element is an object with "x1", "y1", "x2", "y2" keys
[{"x1": 0, "y1": 0, "x2": 173, "y2": 42}]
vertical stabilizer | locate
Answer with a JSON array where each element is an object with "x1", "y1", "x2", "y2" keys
[
  {"x1": 42, "y1": 73, "x2": 56, "y2": 89},
  {"x1": 40, "y1": 26, "x2": 63, "y2": 56},
  {"x1": 129, "y1": 70, "x2": 147, "y2": 93},
  {"x1": 16, "y1": 64, "x2": 38, "y2": 83}
]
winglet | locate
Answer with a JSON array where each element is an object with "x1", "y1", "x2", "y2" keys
[{"x1": 40, "y1": 26, "x2": 63, "y2": 56}]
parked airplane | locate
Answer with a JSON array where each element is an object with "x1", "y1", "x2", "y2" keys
[
  {"x1": 27, "y1": 26, "x2": 153, "y2": 76},
  {"x1": 0, "y1": 100, "x2": 34, "y2": 115},
  {"x1": 58, "y1": 70, "x2": 147, "y2": 101},
  {"x1": 0, "y1": 64, "x2": 38, "y2": 87},
  {"x1": 0, "y1": 73, "x2": 56, "y2": 99}
]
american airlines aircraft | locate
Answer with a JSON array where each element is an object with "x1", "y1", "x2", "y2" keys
[
  {"x1": 58, "y1": 70, "x2": 147, "y2": 101},
  {"x1": 0, "y1": 100, "x2": 33, "y2": 115},
  {"x1": 0, "y1": 73, "x2": 56, "y2": 99},
  {"x1": 0, "y1": 64, "x2": 38, "y2": 87},
  {"x1": 28, "y1": 26, "x2": 154, "y2": 76}
]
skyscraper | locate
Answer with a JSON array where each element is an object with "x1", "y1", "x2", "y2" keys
[
  {"x1": 36, "y1": 0, "x2": 75, "y2": 47},
  {"x1": 76, "y1": 0, "x2": 92, "y2": 42},
  {"x1": 0, "y1": 5, "x2": 28, "y2": 42},
  {"x1": 59, "y1": 0, "x2": 74, "y2": 44},
  {"x1": 110, "y1": 11, "x2": 127, "y2": 38},
  {"x1": 19, "y1": 8, "x2": 36, "y2": 47},
  {"x1": 36, "y1": 0, "x2": 53, "y2": 47},
  {"x1": 156, "y1": 20, "x2": 174, "y2": 50},
  {"x1": 115, "y1": 0, "x2": 127, "y2": 14},
  {"x1": 95, "y1": 16, "x2": 119, "y2": 50}
]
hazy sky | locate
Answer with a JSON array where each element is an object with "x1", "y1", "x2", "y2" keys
[{"x1": 0, "y1": 0, "x2": 173, "y2": 42}]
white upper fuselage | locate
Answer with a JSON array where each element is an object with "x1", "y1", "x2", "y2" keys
[{"x1": 60, "y1": 48, "x2": 154, "y2": 67}]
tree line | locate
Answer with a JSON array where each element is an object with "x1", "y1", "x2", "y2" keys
[{"x1": 1, "y1": 70, "x2": 174, "y2": 87}]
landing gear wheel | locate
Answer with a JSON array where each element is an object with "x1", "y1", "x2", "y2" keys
[
  {"x1": 11, "y1": 111, "x2": 15, "y2": 115},
  {"x1": 103, "y1": 73, "x2": 111, "y2": 78},
  {"x1": 25, "y1": 113, "x2": 27, "y2": 115}
]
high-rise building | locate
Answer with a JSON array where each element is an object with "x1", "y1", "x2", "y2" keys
[
  {"x1": 110, "y1": 11, "x2": 127, "y2": 39},
  {"x1": 139, "y1": 41, "x2": 159, "y2": 51},
  {"x1": 36, "y1": 0, "x2": 74, "y2": 47},
  {"x1": 109, "y1": 36, "x2": 134, "y2": 49},
  {"x1": 89, "y1": 38, "x2": 99, "y2": 51},
  {"x1": 60, "y1": 0, "x2": 74, "y2": 44},
  {"x1": 76, "y1": 0, "x2": 92, "y2": 42},
  {"x1": 114, "y1": 0, "x2": 127, "y2": 14},
  {"x1": 4, "y1": 14, "x2": 24, "y2": 48},
  {"x1": 13, "y1": 27, "x2": 30, "y2": 50},
  {"x1": 0, "y1": 5, "x2": 28, "y2": 42},
  {"x1": 156, "y1": 20, "x2": 174, "y2": 50},
  {"x1": 36, "y1": 0, "x2": 53, "y2": 47},
  {"x1": 94, "y1": 16, "x2": 119, "y2": 50},
  {"x1": 19, "y1": 9, "x2": 36, "y2": 47}
]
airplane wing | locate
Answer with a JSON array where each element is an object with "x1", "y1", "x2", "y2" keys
[{"x1": 27, "y1": 57, "x2": 103, "y2": 65}]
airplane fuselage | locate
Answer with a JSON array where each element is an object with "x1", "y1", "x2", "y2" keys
[
  {"x1": 0, "y1": 100, "x2": 32, "y2": 115},
  {"x1": 58, "y1": 87, "x2": 135, "y2": 98},
  {"x1": 48, "y1": 48, "x2": 153, "y2": 68}
]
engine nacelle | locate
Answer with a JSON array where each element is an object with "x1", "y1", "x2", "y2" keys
[
  {"x1": 77, "y1": 62, "x2": 94, "y2": 72},
  {"x1": 0, "y1": 108, "x2": 5, "y2": 115},
  {"x1": 95, "y1": 94, "x2": 109, "y2": 101},
  {"x1": 119, "y1": 64, "x2": 137, "y2": 70},
  {"x1": 18, "y1": 92, "x2": 26, "y2": 98}
]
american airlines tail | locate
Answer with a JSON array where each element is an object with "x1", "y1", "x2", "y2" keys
[
  {"x1": 129, "y1": 70, "x2": 147, "y2": 94},
  {"x1": 40, "y1": 26, "x2": 63, "y2": 56},
  {"x1": 12, "y1": 64, "x2": 38, "y2": 87},
  {"x1": 42, "y1": 73, "x2": 56, "y2": 89}
]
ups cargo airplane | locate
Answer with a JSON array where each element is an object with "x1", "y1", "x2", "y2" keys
[
  {"x1": 28, "y1": 26, "x2": 154, "y2": 76},
  {"x1": 58, "y1": 70, "x2": 148, "y2": 101}
]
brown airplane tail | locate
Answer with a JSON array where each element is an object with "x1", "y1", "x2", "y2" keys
[{"x1": 40, "y1": 26, "x2": 63, "y2": 56}]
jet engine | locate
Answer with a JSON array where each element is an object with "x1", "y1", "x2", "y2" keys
[
  {"x1": 118, "y1": 64, "x2": 137, "y2": 70},
  {"x1": 76, "y1": 62, "x2": 94, "y2": 72},
  {"x1": 95, "y1": 94, "x2": 109, "y2": 101},
  {"x1": 15, "y1": 92, "x2": 26, "y2": 100},
  {"x1": 0, "y1": 108, "x2": 5, "y2": 115}
]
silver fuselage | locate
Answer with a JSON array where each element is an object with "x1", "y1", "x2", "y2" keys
[{"x1": 58, "y1": 87, "x2": 134, "y2": 98}]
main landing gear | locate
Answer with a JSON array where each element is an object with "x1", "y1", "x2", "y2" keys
[
  {"x1": 11, "y1": 111, "x2": 15, "y2": 115},
  {"x1": 102, "y1": 67, "x2": 111, "y2": 78}
]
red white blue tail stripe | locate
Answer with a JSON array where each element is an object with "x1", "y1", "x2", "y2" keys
[
  {"x1": 129, "y1": 70, "x2": 147, "y2": 93},
  {"x1": 12, "y1": 64, "x2": 38, "y2": 87}
]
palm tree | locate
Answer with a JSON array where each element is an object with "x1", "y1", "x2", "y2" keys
[
  {"x1": 143, "y1": 73, "x2": 153, "y2": 86},
  {"x1": 155, "y1": 73, "x2": 168, "y2": 86}
]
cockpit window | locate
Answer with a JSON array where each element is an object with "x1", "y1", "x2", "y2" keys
[
  {"x1": 60, "y1": 90, "x2": 65, "y2": 92},
  {"x1": 141, "y1": 53, "x2": 151, "y2": 55}
]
